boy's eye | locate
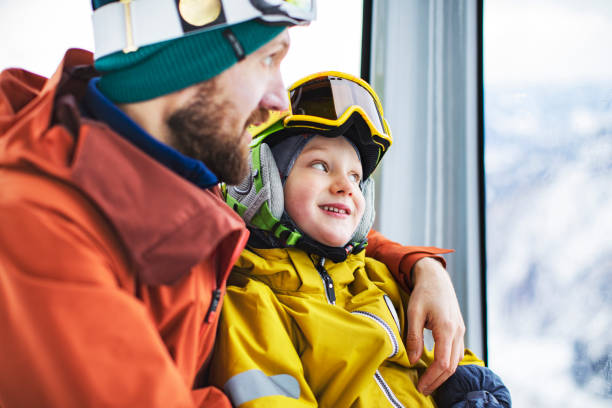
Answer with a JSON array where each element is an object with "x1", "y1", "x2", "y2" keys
[
  {"x1": 349, "y1": 173, "x2": 361, "y2": 183},
  {"x1": 312, "y1": 162, "x2": 327, "y2": 172},
  {"x1": 263, "y1": 55, "x2": 274, "y2": 67}
]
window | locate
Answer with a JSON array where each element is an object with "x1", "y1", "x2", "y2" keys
[
  {"x1": 485, "y1": 1, "x2": 612, "y2": 406},
  {"x1": 281, "y1": 0, "x2": 364, "y2": 85}
]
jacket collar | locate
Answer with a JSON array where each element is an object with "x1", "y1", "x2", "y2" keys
[
  {"x1": 235, "y1": 247, "x2": 365, "y2": 293},
  {"x1": 0, "y1": 49, "x2": 248, "y2": 285},
  {"x1": 83, "y1": 78, "x2": 219, "y2": 190}
]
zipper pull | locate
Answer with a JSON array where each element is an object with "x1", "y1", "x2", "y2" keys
[
  {"x1": 205, "y1": 288, "x2": 222, "y2": 323},
  {"x1": 315, "y1": 257, "x2": 336, "y2": 305},
  {"x1": 317, "y1": 257, "x2": 325, "y2": 269}
]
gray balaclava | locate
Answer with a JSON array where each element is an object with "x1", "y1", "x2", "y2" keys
[{"x1": 271, "y1": 134, "x2": 362, "y2": 186}]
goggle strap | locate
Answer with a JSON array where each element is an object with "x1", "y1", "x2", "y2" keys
[
  {"x1": 93, "y1": 0, "x2": 186, "y2": 58},
  {"x1": 92, "y1": 0, "x2": 314, "y2": 59}
]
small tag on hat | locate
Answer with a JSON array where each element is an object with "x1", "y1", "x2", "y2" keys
[{"x1": 222, "y1": 28, "x2": 245, "y2": 61}]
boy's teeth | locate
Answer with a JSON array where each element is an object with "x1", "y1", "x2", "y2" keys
[{"x1": 323, "y1": 205, "x2": 346, "y2": 214}]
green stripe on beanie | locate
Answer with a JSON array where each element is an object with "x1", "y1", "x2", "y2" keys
[{"x1": 94, "y1": 19, "x2": 284, "y2": 103}]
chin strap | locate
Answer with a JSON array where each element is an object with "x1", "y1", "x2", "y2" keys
[
  {"x1": 247, "y1": 216, "x2": 367, "y2": 264},
  {"x1": 296, "y1": 234, "x2": 367, "y2": 263}
]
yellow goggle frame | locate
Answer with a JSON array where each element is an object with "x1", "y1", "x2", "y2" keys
[{"x1": 284, "y1": 71, "x2": 392, "y2": 151}]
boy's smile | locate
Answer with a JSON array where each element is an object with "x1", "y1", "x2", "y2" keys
[
  {"x1": 320, "y1": 204, "x2": 351, "y2": 215},
  {"x1": 283, "y1": 135, "x2": 365, "y2": 247}
]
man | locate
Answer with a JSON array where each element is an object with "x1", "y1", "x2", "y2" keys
[{"x1": 0, "y1": 1, "x2": 465, "y2": 406}]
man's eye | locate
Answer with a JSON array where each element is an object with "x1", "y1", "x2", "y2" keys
[
  {"x1": 312, "y1": 162, "x2": 327, "y2": 171},
  {"x1": 349, "y1": 173, "x2": 361, "y2": 183},
  {"x1": 263, "y1": 55, "x2": 273, "y2": 67}
]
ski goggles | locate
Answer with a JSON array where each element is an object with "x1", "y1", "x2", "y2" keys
[
  {"x1": 93, "y1": 0, "x2": 316, "y2": 58},
  {"x1": 283, "y1": 71, "x2": 392, "y2": 151}
]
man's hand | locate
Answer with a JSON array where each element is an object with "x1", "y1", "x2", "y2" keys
[{"x1": 405, "y1": 257, "x2": 466, "y2": 395}]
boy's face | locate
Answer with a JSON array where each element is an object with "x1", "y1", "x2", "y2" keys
[{"x1": 284, "y1": 135, "x2": 365, "y2": 247}]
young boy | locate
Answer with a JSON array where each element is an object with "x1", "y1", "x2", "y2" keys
[{"x1": 210, "y1": 72, "x2": 511, "y2": 407}]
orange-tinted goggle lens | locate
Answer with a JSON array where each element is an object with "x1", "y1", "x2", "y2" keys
[{"x1": 289, "y1": 76, "x2": 386, "y2": 136}]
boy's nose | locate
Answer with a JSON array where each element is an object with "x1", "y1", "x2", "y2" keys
[{"x1": 331, "y1": 176, "x2": 354, "y2": 196}]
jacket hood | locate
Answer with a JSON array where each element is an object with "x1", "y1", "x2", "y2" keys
[
  {"x1": 0, "y1": 49, "x2": 92, "y2": 169},
  {"x1": 0, "y1": 49, "x2": 248, "y2": 286}
]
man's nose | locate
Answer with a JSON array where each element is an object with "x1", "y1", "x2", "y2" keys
[{"x1": 260, "y1": 69, "x2": 289, "y2": 111}]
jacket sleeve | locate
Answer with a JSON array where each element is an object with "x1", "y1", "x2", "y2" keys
[
  {"x1": 209, "y1": 277, "x2": 316, "y2": 408},
  {"x1": 434, "y1": 364, "x2": 512, "y2": 408},
  {"x1": 366, "y1": 229, "x2": 453, "y2": 290},
  {"x1": 0, "y1": 196, "x2": 228, "y2": 407}
]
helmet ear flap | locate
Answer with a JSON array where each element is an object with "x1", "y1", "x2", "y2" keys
[
  {"x1": 225, "y1": 143, "x2": 284, "y2": 230},
  {"x1": 351, "y1": 177, "x2": 375, "y2": 243},
  {"x1": 259, "y1": 143, "x2": 285, "y2": 220}
]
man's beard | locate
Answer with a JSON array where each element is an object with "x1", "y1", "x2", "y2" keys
[{"x1": 167, "y1": 81, "x2": 268, "y2": 185}]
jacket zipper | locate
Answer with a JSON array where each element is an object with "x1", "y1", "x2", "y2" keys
[
  {"x1": 383, "y1": 295, "x2": 401, "y2": 332},
  {"x1": 205, "y1": 288, "x2": 222, "y2": 323},
  {"x1": 374, "y1": 370, "x2": 406, "y2": 408},
  {"x1": 314, "y1": 257, "x2": 336, "y2": 305},
  {"x1": 351, "y1": 311, "x2": 399, "y2": 358}
]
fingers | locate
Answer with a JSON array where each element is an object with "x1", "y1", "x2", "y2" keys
[
  {"x1": 450, "y1": 322, "x2": 465, "y2": 370},
  {"x1": 447, "y1": 305, "x2": 466, "y2": 375},
  {"x1": 405, "y1": 257, "x2": 468, "y2": 395},
  {"x1": 417, "y1": 320, "x2": 465, "y2": 395},
  {"x1": 417, "y1": 322, "x2": 453, "y2": 394},
  {"x1": 405, "y1": 296, "x2": 425, "y2": 365}
]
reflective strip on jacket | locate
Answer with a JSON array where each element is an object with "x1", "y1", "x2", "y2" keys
[{"x1": 209, "y1": 247, "x2": 483, "y2": 407}]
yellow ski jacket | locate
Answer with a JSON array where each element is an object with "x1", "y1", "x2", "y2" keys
[{"x1": 209, "y1": 247, "x2": 483, "y2": 407}]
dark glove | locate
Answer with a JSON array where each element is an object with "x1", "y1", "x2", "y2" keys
[{"x1": 434, "y1": 364, "x2": 511, "y2": 408}]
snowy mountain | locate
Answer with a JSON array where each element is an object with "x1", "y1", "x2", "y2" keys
[{"x1": 485, "y1": 82, "x2": 612, "y2": 407}]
